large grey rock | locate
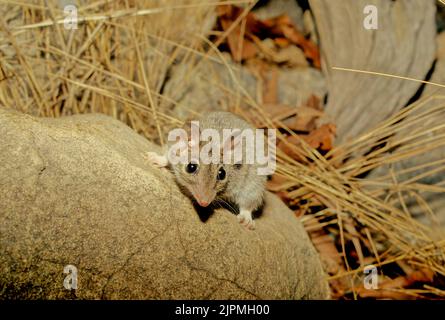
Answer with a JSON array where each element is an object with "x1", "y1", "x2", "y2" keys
[
  {"x1": 162, "y1": 55, "x2": 326, "y2": 121},
  {"x1": 0, "y1": 108, "x2": 329, "y2": 299},
  {"x1": 161, "y1": 55, "x2": 258, "y2": 121}
]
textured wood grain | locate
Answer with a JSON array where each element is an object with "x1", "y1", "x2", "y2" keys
[{"x1": 309, "y1": 0, "x2": 436, "y2": 143}]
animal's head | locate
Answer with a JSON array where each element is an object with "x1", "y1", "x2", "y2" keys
[
  {"x1": 173, "y1": 161, "x2": 229, "y2": 207},
  {"x1": 169, "y1": 120, "x2": 242, "y2": 207}
]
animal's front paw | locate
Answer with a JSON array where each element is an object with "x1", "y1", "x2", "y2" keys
[
  {"x1": 237, "y1": 210, "x2": 255, "y2": 230},
  {"x1": 142, "y1": 152, "x2": 168, "y2": 168}
]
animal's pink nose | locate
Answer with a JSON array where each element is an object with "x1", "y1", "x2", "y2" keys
[{"x1": 198, "y1": 200, "x2": 209, "y2": 207}]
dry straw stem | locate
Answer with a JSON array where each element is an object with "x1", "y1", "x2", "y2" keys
[
  {"x1": 273, "y1": 95, "x2": 445, "y2": 296},
  {"x1": 1, "y1": 0, "x2": 246, "y2": 140},
  {"x1": 7, "y1": 0, "x2": 248, "y2": 31},
  {"x1": 1, "y1": 0, "x2": 445, "y2": 298}
]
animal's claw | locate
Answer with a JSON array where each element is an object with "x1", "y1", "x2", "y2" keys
[
  {"x1": 237, "y1": 210, "x2": 255, "y2": 230},
  {"x1": 142, "y1": 152, "x2": 168, "y2": 168}
]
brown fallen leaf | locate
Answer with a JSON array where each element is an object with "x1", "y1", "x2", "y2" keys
[
  {"x1": 274, "y1": 45, "x2": 309, "y2": 67},
  {"x1": 277, "y1": 135, "x2": 306, "y2": 161},
  {"x1": 276, "y1": 123, "x2": 336, "y2": 164},
  {"x1": 310, "y1": 234, "x2": 344, "y2": 274},
  {"x1": 304, "y1": 123, "x2": 337, "y2": 151},
  {"x1": 263, "y1": 14, "x2": 321, "y2": 68},
  {"x1": 305, "y1": 94, "x2": 322, "y2": 111},
  {"x1": 217, "y1": 5, "x2": 261, "y2": 62},
  {"x1": 306, "y1": 220, "x2": 348, "y2": 297},
  {"x1": 253, "y1": 36, "x2": 308, "y2": 67},
  {"x1": 282, "y1": 105, "x2": 324, "y2": 132},
  {"x1": 266, "y1": 174, "x2": 291, "y2": 192},
  {"x1": 262, "y1": 68, "x2": 278, "y2": 104},
  {"x1": 280, "y1": 24, "x2": 321, "y2": 68},
  {"x1": 274, "y1": 37, "x2": 290, "y2": 48},
  {"x1": 281, "y1": 123, "x2": 336, "y2": 151},
  {"x1": 216, "y1": 5, "x2": 320, "y2": 67},
  {"x1": 356, "y1": 268, "x2": 435, "y2": 299},
  {"x1": 217, "y1": 5, "x2": 269, "y2": 35},
  {"x1": 219, "y1": 18, "x2": 258, "y2": 61},
  {"x1": 264, "y1": 103, "x2": 297, "y2": 121}
]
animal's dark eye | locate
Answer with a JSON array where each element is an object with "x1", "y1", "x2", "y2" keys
[
  {"x1": 186, "y1": 163, "x2": 198, "y2": 174},
  {"x1": 217, "y1": 167, "x2": 226, "y2": 181}
]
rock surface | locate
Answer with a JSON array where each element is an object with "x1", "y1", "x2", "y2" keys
[
  {"x1": 0, "y1": 108, "x2": 329, "y2": 299},
  {"x1": 162, "y1": 55, "x2": 326, "y2": 121}
]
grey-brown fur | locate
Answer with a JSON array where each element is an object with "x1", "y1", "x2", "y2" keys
[{"x1": 147, "y1": 112, "x2": 267, "y2": 230}]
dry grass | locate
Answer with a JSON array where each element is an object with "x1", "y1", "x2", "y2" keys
[
  {"x1": 0, "y1": 0, "x2": 235, "y2": 141},
  {"x1": 1, "y1": 0, "x2": 444, "y2": 299},
  {"x1": 275, "y1": 95, "x2": 445, "y2": 298}
]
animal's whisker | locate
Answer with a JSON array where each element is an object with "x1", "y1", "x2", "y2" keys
[{"x1": 215, "y1": 198, "x2": 238, "y2": 214}]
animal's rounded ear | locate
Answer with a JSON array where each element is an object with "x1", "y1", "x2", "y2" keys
[
  {"x1": 182, "y1": 120, "x2": 200, "y2": 147},
  {"x1": 222, "y1": 129, "x2": 242, "y2": 151}
]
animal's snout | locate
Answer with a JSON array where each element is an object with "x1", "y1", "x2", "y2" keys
[
  {"x1": 194, "y1": 194, "x2": 210, "y2": 207},
  {"x1": 192, "y1": 190, "x2": 214, "y2": 208},
  {"x1": 197, "y1": 199, "x2": 210, "y2": 207}
]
